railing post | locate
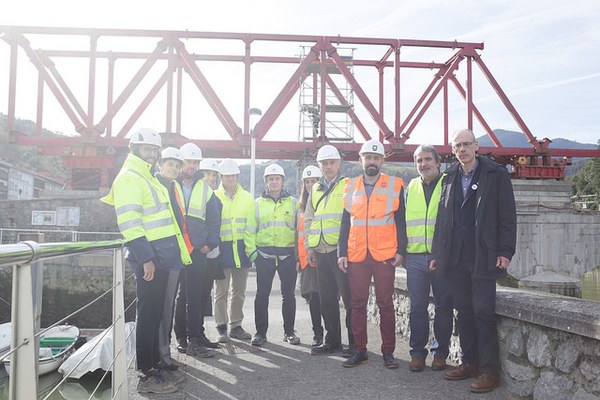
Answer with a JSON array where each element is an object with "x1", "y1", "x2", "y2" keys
[
  {"x1": 112, "y1": 248, "x2": 128, "y2": 399},
  {"x1": 9, "y1": 262, "x2": 38, "y2": 400}
]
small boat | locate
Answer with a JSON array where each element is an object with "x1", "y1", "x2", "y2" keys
[{"x1": 1, "y1": 323, "x2": 80, "y2": 376}]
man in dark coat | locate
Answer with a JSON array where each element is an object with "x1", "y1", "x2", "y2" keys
[{"x1": 430, "y1": 128, "x2": 516, "y2": 394}]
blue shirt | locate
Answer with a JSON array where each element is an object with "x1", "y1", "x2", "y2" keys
[{"x1": 459, "y1": 159, "x2": 479, "y2": 198}]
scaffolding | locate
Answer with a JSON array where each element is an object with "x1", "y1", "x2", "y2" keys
[{"x1": 298, "y1": 46, "x2": 355, "y2": 143}]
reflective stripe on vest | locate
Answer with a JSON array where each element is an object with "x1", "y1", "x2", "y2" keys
[
  {"x1": 343, "y1": 174, "x2": 403, "y2": 262},
  {"x1": 405, "y1": 176, "x2": 442, "y2": 254},
  {"x1": 307, "y1": 180, "x2": 345, "y2": 247},
  {"x1": 255, "y1": 196, "x2": 298, "y2": 248}
]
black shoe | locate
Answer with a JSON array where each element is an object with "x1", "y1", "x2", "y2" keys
[
  {"x1": 283, "y1": 332, "x2": 301, "y2": 345},
  {"x1": 383, "y1": 352, "x2": 399, "y2": 369},
  {"x1": 251, "y1": 333, "x2": 267, "y2": 347},
  {"x1": 343, "y1": 351, "x2": 368, "y2": 368},
  {"x1": 311, "y1": 343, "x2": 341, "y2": 355},
  {"x1": 201, "y1": 334, "x2": 220, "y2": 349},
  {"x1": 312, "y1": 335, "x2": 323, "y2": 347},
  {"x1": 341, "y1": 346, "x2": 354, "y2": 358},
  {"x1": 176, "y1": 343, "x2": 187, "y2": 354}
]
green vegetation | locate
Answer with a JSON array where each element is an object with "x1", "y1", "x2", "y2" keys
[{"x1": 569, "y1": 140, "x2": 600, "y2": 210}]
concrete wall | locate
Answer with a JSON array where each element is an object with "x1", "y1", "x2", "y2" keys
[
  {"x1": 370, "y1": 270, "x2": 600, "y2": 399},
  {"x1": 0, "y1": 191, "x2": 119, "y2": 243},
  {"x1": 511, "y1": 180, "x2": 600, "y2": 280}
]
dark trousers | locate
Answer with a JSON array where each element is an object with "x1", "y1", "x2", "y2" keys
[
  {"x1": 174, "y1": 251, "x2": 213, "y2": 343},
  {"x1": 308, "y1": 292, "x2": 323, "y2": 336},
  {"x1": 132, "y1": 263, "x2": 168, "y2": 372},
  {"x1": 315, "y1": 251, "x2": 353, "y2": 348},
  {"x1": 254, "y1": 255, "x2": 297, "y2": 336},
  {"x1": 449, "y1": 259, "x2": 499, "y2": 373},
  {"x1": 347, "y1": 261, "x2": 396, "y2": 353}
]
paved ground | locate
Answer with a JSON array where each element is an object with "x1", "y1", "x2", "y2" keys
[{"x1": 128, "y1": 269, "x2": 509, "y2": 399}]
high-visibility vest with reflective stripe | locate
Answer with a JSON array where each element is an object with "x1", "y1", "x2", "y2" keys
[
  {"x1": 255, "y1": 195, "x2": 298, "y2": 248},
  {"x1": 101, "y1": 154, "x2": 192, "y2": 265},
  {"x1": 214, "y1": 183, "x2": 257, "y2": 268},
  {"x1": 297, "y1": 213, "x2": 310, "y2": 269},
  {"x1": 307, "y1": 179, "x2": 345, "y2": 248},
  {"x1": 343, "y1": 173, "x2": 403, "y2": 262},
  {"x1": 186, "y1": 179, "x2": 212, "y2": 221},
  {"x1": 405, "y1": 176, "x2": 442, "y2": 254},
  {"x1": 174, "y1": 181, "x2": 194, "y2": 254}
]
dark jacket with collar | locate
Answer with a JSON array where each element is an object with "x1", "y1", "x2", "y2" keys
[{"x1": 431, "y1": 156, "x2": 517, "y2": 280}]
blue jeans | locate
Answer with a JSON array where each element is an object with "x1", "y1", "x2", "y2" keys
[{"x1": 406, "y1": 253, "x2": 453, "y2": 359}]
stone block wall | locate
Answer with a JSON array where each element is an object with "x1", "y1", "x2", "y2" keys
[{"x1": 367, "y1": 269, "x2": 600, "y2": 399}]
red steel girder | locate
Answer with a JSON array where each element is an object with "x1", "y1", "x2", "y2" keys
[{"x1": 1, "y1": 25, "x2": 599, "y2": 187}]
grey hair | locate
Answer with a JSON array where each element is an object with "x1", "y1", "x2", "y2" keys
[
  {"x1": 451, "y1": 128, "x2": 476, "y2": 142},
  {"x1": 413, "y1": 144, "x2": 441, "y2": 163}
]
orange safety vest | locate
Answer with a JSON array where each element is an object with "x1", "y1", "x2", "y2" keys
[
  {"x1": 343, "y1": 173, "x2": 403, "y2": 263},
  {"x1": 174, "y1": 185, "x2": 194, "y2": 254},
  {"x1": 297, "y1": 212, "x2": 314, "y2": 270}
]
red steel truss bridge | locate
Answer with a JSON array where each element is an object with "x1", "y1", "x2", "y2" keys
[{"x1": 1, "y1": 26, "x2": 598, "y2": 188}]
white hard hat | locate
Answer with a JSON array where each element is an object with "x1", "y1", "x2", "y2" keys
[
  {"x1": 316, "y1": 144, "x2": 341, "y2": 161},
  {"x1": 199, "y1": 159, "x2": 220, "y2": 172},
  {"x1": 359, "y1": 139, "x2": 385, "y2": 156},
  {"x1": 160, "y1": 147, "x2": 184, "y2": 162},
  {"x1": 129, "y1": 128, "x2": 161, "y2": 147},
  {"x1": 263, "y1": 163, "x2": 285, "y2": 179},
  {"x1": 218, "y1": 159, "x2": 240, "y2": 175},
  {"x1": 180, "y1": 143, "x2": 203, "y2": 160},
  {"x1": 302, "y1": 165, "x2": 322, "y2": 180}
]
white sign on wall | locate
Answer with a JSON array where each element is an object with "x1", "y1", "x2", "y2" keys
[
  {"x1": 31, "y1": 211, "x2": 56, "y2": 226},
  {"x1": 56, "y1": 206, "x2": 80, "y2": 227}
]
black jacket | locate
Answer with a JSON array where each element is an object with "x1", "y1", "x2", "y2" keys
[{"x1": 431, "y1": 156, "x2": 517, "y2": 280}]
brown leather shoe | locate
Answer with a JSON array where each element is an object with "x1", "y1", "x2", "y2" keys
[
  {"x1": 431, "y1": 356, "x2": 447, "y2": 371},
  {"x1": 470, "y1": 372, "x2": 500, "y2": 393},
  {"x1": 444, "y1": 363, "x2": 478, "y2": 380},
  {"x1": 409, "y1": 356, "x2": 425, "y2": 372}
]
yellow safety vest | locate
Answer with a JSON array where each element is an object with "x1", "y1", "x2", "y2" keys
[
  {"x1": 186, "y1": 180, "x2": 212, "y2": 220},
  {"x1": 405, "y1": 176, "x2": 442, "y2": 254},
  {"x1": 255, "y1": 195, "x2": 298, "y2": 248},
  {"x1": 101, "y1": 154, "x2": 192, "y2": 265},
  {"x1": 214, "y1": 183, "x2": 257, "y2": 268},
  {"x1": 307, "y1": 178, "x2": 345, "y2": 248}
]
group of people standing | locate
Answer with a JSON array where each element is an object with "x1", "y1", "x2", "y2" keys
[{"x1": 103, "y1": 126, "x2": 516, "y2": 395}]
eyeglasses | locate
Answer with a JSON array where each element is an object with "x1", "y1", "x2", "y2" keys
[{"x1": 452, "y1": 141, "x2": 474, "y2": 150}]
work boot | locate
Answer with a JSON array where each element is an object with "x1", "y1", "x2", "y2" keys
[
  {"x1": 470, "y1": 373, "x2": 500, "y2": 393},
  {"x1": 444, "y1": 363, "x2": 479, "y2": 380},
  {"x1": 187, "y1": 339, "x2": 216, "y2": 358},
  {"x1": 409, "y1": 356, "x2": 425, "y2": 372},
  {"x1": 216, "y1": 324, "x2": 229, "y2": 343},
  {"x1": 283, "y1": 332, "x2": 301, "y2": 345},
  {"x1": 342, "y1": 351, "x2": 368, "y2": 368},
  {"x1": 137, "y1": 373, "x2": 178, "y2": 394},
  {"x1": 229, "y1": 326, "x2": 252, "y2": 340},
  {"x1": 431, "y1": 356, "x2": 448, "y2": 371}
]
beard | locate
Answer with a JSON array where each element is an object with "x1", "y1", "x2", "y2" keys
[{"x1": 365, "y1": 165, "x2": 380, "y2": 176}]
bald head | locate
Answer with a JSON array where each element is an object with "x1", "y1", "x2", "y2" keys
[{"x1": 451, "y1": 129, "x2": 476, "y2": 143}]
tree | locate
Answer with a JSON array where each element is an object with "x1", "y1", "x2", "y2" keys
[{"x1": 570, "y1": 140, "x2": 600, "y2": 209}]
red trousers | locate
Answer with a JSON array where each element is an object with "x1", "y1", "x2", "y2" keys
[{"x1": 347, "y1": 261, "x2": 396, "y2": 353}]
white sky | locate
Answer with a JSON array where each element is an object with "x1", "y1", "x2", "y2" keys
[{"x1": 1, "y1": 0, "x2": 599, "y2": 145}]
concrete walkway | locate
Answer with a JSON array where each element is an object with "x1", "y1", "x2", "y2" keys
[{"x1": 128, "y1": 269, "x2": 509, "y2": 399}]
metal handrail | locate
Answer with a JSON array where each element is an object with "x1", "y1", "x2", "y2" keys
[
  {"x1": 0, "y1": 240, "x2": 124, "y2": 266},
  {"x1": 1, "y1": 239, "x2": 129, "y2": 400}
]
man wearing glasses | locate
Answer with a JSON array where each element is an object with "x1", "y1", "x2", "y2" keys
[{"x1": 430, "y1": 129, "x2": 516, "y2": 393}]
